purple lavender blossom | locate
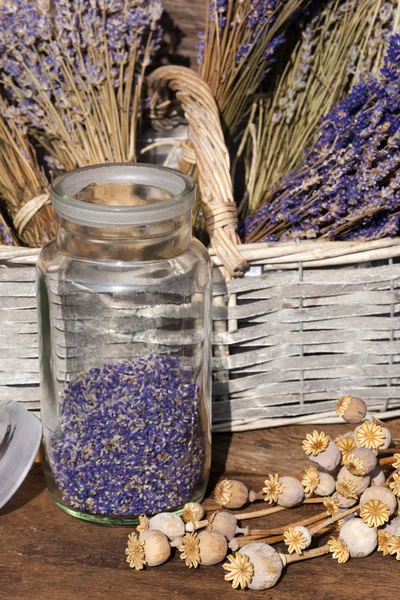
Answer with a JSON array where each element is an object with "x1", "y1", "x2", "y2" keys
[
  {"x1": 245, "y1": 35, "x2": 400, "y2": 242},
  {"x1": 0, "y1": 0, "x2": 163, "y2": 138},
  {"x1": 50, "y1": 355, "x2": 205, "y2": 517},
  {"x1": 0, "y1": 222, "x2": 16, "y2": 246},
  {"x1": 198, "y1": 0, "x2": 288, "y2": 67}
]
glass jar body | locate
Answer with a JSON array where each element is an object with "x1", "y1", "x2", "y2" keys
[{"x1": 38, "y1": 221, "x2": 212, "y2": 525}]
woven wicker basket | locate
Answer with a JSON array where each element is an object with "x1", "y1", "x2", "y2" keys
[
  {"x1": 2, "y1": 67, "x2": 400, "y2": 431},
  {"x1": 3, "y1": 238, "x2": 400, "y2": 431}
]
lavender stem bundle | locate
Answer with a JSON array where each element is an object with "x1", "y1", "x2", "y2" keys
[
  {"x1": 243, "y1": 0, "x2": 399, "y2": 214},
  {"x1": 0, "y1": 96, "x2": 54, "y2": 247},
  {"x1": 245, "y1": 34, "x2": 400, "y2": 243},
  {"x1": 198, "y1": 0, "x2": 306, "y2": 136},
  {"x1": 0, "y1": 0, "x2": 163, "y2": 171}
]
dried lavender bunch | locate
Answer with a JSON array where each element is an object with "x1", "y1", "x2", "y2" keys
[
  {"x1": 243, "y1": 0, "x2": 400, "y2": 214},
  {"x1": 0, "y1": 0, "x2": 163, "y2": 170},
  {"x1": 50, "y1": 355, "x2": 205, "y2": 517},
  {"x1": 0, "y1": 97, "x2": 54, "y2": 248},
  {"x1": 0, "y1": 209, "x2": 17, "y2": 246},
  {"x1": 198, "y1": 0, "x2": 306, "y2": 136},
  {"x1": 245, "y1": 34, "x2": 400, "y2": 242}
]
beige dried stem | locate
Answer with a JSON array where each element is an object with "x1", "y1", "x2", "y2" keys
[
  {"x1": 0, "y1": 101, "x2": 54, "y2": 247},
  {"x1": 148, "y1": 66, "x2": 247, "y2": 278}
]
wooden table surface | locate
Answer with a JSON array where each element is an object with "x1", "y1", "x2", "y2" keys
[{"x1": 1, "y1": 422, "x2": 396, "y2": 600}]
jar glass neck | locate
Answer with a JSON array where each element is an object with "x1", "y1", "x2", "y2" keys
[{"x1": 55, "y1": 211, "x2": 192, "y2": 261}]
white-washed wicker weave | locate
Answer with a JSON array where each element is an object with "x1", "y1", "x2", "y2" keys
[{"x1": 3, "y1": 238, "x2": 400, "y2": 431}]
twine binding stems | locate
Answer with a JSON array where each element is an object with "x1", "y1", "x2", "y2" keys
[{"x1": 13, "y1": 192, "x2": 50, "y2": 234}]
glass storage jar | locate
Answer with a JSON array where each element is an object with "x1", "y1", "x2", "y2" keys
[{"x1": 37, "y1": 163, "x2": 212, "y2": 525}]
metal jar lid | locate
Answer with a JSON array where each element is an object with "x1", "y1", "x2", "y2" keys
[{"x1": 0, "y1": 400, "x2": 41, "y2": 509}]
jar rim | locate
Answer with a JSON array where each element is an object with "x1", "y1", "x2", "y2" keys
[{"x1": 51, "y1": 163, "x2": 195, "y2": 227}]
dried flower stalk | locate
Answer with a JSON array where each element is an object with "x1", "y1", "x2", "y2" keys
[{"x1": 0, "y1": 97, "x2": 54, "y2": 247}]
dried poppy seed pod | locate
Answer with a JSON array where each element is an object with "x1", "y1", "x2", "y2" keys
[
  {"x1": 284, "y1": 526, "x2": 312, "y2": 554},
  {"x1": 355, "y1": 420, "x2": 391, "y2": 450},
  {"x1": 214, "y1": 479, "x2": 249, "y2": 509},
  {"x1": 370, "y1": 466, "x2": 386, "y2": 486},
  {"x1": 335, "y1": 493, "x2": 358, "y2": 509},
  {"x1": 339, "y1": 518, "x2": 377, "y2": 558},
  {"x1": 276, "y1": 476, "x2": 305, "y2": 508},
  {"x1": 382, "y1": 516, "x2": 400, "y2": 535},
  {"x1": 337, "y1": 466, "x2": 370, "y2": 496},
  {"x1": 198, "y1": 530, "x2": 228, "y2": 565},
  {"x1": 318, "y1": 465, "x2": 341, "y2": 478},
  {"x1": 182, "y1": 502, "x2": 205, "y2": 524},
  {"x1": 239, "y1": 543, "x2": 283, "y2": 591},
  {"x1": 346, "y1": 447, "x2": 377, "y2": 475},
  {"x1": 379, "y1": 426, "x2": 392, "y2": 449},
  {"x1": 148, "y1": 513, "x2": 185, "y2": 540},
  {"x1": 360, "y1": 486, "x2": 397, "y2": 516},
  {"x1": 208, "y1": 511, "x2": 248, "y2": 540},
  {"x1": 336, "y1": 395, "x2": 367, "y2": 424},
  {"x1": 309, "y1": 441, "x2": 341, "y2": 472},
  {"x1": 314, "y1": 472, "x2": 336, "y2": 497},
  {"x1": 294, "y1": 526, "x2": 312, "y2": 549},
  {"x1": 139, "y1": 530, "x2": 171, "y2": 566}
]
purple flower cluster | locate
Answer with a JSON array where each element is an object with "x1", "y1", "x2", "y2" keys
[
  {"x1": 209, "y1": 0, "x2": 228, "y2": 27},
  {"x1": 50, "y1": 355, "x2": 205, "y2": 517},
  {"x1": 245, "y1": 35, "x2": 400, "y2": 242},
  {"x1": 0, "y1": 0, "x2": 163, "y2": 132},
  {"x1": 0, "y1": 221, "x2": 16, "y2": 246},
  {"x1": 197, "y1": 0, "x2": 287, "y2": 67}
]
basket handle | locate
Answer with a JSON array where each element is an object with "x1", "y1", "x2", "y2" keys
[{"x1": 147, "y1": 66, "x2": 248, "y2": 278}]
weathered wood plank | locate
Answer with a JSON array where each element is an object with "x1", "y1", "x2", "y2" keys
[
  {"x1": 0, "y1": 322, "x2": 38, "y2": 334},
  {"x1": 0, "y1": 372, "x2": 39, "y2": 385},
  {"x1": 0, "y1": 282, "x2": 36, "y2": 297},
  {"x1": 0, "y1": 266, "x2": 36, "y2": 282},
  {"x1": 0, "y1": 346, "x2": 38, "y2": 359},
  {"x1": 0, "y1": 334, "x2": 38, "y2": 348},
  {"x1": 0, "y1": 297, "x2": 37, "y2": 309},
  {"x1": 0, "y1": 386, "x2": 40, "y2": 403}
]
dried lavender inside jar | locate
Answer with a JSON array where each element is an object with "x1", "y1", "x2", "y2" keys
[{"x1": 50, "y1": 355, "x2": 204, "y2": 516}]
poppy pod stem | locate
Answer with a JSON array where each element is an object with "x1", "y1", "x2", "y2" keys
[
  {"x1": 229, "y1": 525, "x2": 332, "y2": 551},
  {"x1": 373, "y1": 417, "x2": 400, "y2": 436},
  {"x1": 233, "y1": 505, "x2": 286, "y2": 520},
  {"x1": 247, "y1": 508, "x2": 334, "y2": 537},
  {"x1": 185, "y1": 519, "x2": 209, "y2": 532},
  {"x1": 378, "y1": 447, "x2": 399, "y2": 455},
  {"x1": 230, "y1": 533, "x2": 285, "y2": 551},
  {"x1": 309, "y1": 505, "x2": 359, "y2": 535},
  {"x1": 234, "y1": 497, "x2": 326, "y2": 521},
  {"x1": 379, "y1": 456, "x2": 397, "y2": 466},
  {"x1": 280, "y1": 544, "x2": 330, "y2": 566}
]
